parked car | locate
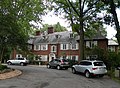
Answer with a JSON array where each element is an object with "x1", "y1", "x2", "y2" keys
[
  {"x1": 7, "y1": 57, "x2": 29, "y2": 66},
  {"x1": 47, "y1": 58, "x2": 69, "y2": 70},
  {"x1": 71, "y1": 60, "x2": 107, "y2": 78}
]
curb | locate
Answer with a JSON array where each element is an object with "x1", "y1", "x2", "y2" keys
[{"x1": 0, "y1": 69, "x2": 22, "y2": 80}]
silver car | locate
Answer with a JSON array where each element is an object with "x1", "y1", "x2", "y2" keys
[
  {"x1": 72, "y1": 60, "x2": 107, "y2": 78},
  {"x1": 7, "y1": 57, "x2": 29, "y2": 66}
]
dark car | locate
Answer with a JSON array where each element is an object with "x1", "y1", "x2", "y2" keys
[{"x1": 47, "y1": 58, "x2": 69, "y2": 70}]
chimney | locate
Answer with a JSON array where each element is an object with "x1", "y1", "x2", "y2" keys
[
  {"x1": 48, "y1": 27, "x2": 54, "y2": 34},
  {"x1": 35, "y1": 31, "x2": 41, "y2": 36}
]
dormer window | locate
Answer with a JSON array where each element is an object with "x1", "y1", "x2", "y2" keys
[
  {"x1": 70, "y1": 33, "x2": 74, "y2": 38},
  {"x1": 55, "y1": 34, "x2": 61, "y2": 39},
  {"x1": 42, "y1": 35, "x2": 48, "y2": 40}
]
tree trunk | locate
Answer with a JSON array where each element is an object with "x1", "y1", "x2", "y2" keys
[
  {"x1": 110, "y1": 0, "x2": 120, "y2": 45},
  {"x1": 79, "y1": 0, "x2": 84, "y2": 62},
  {"x1": 0, "y1": 47, "x2": 5, "y2": 64},
  {"x1": 79, "y1": 25, "x2": 84, "y2": 61}
]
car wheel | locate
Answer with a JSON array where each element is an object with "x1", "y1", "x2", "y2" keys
[
  {"x1": 8, "y1": 62, "x2": 12, "y2": 65},
  {"x1": 85, "y1": 71, "x2": 91, "y2": 78},
  {"x1": 57, "y1": 65, "x2": 61, "y2": 70},
  {"x1": 47, "y1": 64, "x2": 51, "y2": 68},
  {"x1": 20, "y1": 62, "x2": 24, "y2": 66},
  {"x1": 72, "y1": 68, "x2": 76, "y2": 74}
]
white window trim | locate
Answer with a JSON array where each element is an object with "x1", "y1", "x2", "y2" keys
[
  {"x1": 60, "y1": 44, "x2": 69, "y2": 50},
  {"x1": 86, "y1": 41, "x2": 98, "y2": 48},
  {"x1": 70, "y1": 43, "x2": 79, "y2": 50},
  {"x1": 41, "y1": 44, "x2": 48, "y2": 50},
  {"x1": 34, "y1": 45, "x2": 40, "y2": 51},
  {"x1": 51, "y1": 45, "x2": 56, "y2": 52}
]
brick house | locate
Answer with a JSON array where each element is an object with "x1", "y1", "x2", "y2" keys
[
  {"x1": 28, "y1": 27, "x2": 80, "y2": 62},
  {"x1": 12, "y1": 27, "x2": 108, "y2": 63},
  {"x1": 108, "y1": 39, "x2": 119, "y2": 53},
  {"x1": 83, "y1": 34, "x2": 108, "y2": 59}
]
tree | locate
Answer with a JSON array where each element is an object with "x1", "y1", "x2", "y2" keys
[
  {"x1": 39, "y1": 22, "x2": 67, "y2": 32},
  {"x1": 48, "y1": 0, "x2": 106, "y2": 61},
  {"x1": 101, "y1": 0, "x2": 120, "y2": 45},
  {"x1": 0, "y1": 0, "x2": 45, "y2": 63}
]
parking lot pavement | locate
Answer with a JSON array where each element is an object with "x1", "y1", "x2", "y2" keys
[{"x1": 0, "y1": 65, "x2": 120, "y2": 88}]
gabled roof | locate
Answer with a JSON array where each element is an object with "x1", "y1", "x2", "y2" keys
[
  {"x1": 84, "y1": 34, "x2": 107, "y2": 40},
  {"x1": 29, "y1": 31, "x2": 78, "y2": 45},
  {"x1": 28, "y1": 31, "x2": 108, "y2": 45},
  {"x1": 108, "y1": 39, "x2": 119, "y2": 46}
]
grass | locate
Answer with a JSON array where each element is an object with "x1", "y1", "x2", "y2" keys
[{"x1": 107, "y1": 70, "x2": 120, "y2": 84}]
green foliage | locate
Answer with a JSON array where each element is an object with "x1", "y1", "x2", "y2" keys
[
  {"x1": 84, "y1": 46, "x2": 106, "y2": 60},
  {"x1": 0, "y1": 0, "x2": 46, "y2": 62},
  {"x1": 106, "y1": 52, "x2": 120, "y2": 69},
  {"x1": 49, "y1": 0, "x2": 106, "y2": 35},
  {"x1": 67, "y1": 59, "x2": 78, "y2": 68},
  {"x1": 0, "y1": 65, "x2": 8, "y2": 71},
  {"x1": 47, "y1": 0, "x2": 108, "y2": 60},
  {"x1": 39, "y1": 22, "x2": 67, "y2": 32}
]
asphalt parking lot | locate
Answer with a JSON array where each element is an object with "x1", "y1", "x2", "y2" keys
[{"x1": 0, "y1": 65, "x2": 120, "y2": 88}]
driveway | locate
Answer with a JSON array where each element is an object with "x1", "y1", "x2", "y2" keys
[{"x1": 0, "y1": 65, "x2": 120, "y2": 88}]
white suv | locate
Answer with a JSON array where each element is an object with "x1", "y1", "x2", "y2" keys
[
  {"x1": 72, "y1": 60, "x2": 107, "y2": 78},
  {"x1": 7, "y1": 57, "x2": 29, "y2": 66}
]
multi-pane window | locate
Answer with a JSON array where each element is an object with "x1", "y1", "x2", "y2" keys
[
  {"x1": 41, "y1": 44, "x2": 48, "y2": 50},
  {"x1": 34, "y1": 45, "x2": 40, "y2": 51},
  {"x1": 70, "y1": 43, "x2": 78, "y2": 50},
  {"x1": 60, "y1": 44, "x2": 69, "y2": 50},
  {"x1": 51, "y1": 45, "x2": 56, "y2": 52},
  {"x1": 108, "y1": 46, "x2": 115, "y2": 52},
  {"x1": 68, "y1": 55, "x2": 78, "y2": 61},
  {"x1": 86, "y1": 41, "x2": 97, "y2": 48}
]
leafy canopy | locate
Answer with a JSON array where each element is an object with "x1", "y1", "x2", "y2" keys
[{"x1": 47, "y1": 0, "x2": 107, "y2": 37}]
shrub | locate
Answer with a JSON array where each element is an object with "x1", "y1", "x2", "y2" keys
[
  {"x1": 68, "y1": 59, "x2": 79, "y2": 67},
  {"x1": 0, "y1": 65, "x2": 8, "y2": 71}
]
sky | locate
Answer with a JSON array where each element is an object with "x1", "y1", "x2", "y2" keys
[{"x1": 41, "y1": 9, "x2": 120, "y2": 39}]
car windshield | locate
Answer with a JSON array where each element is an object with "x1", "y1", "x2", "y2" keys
[{"x1": 93, "y1": 62, "x2": 104, "y2": 66}]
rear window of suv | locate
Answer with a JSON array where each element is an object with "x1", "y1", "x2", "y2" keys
[{"x1": 94, "y1": 62, "x2": 104, "y2": 66}]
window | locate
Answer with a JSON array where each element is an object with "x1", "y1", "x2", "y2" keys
[
  {"x1": 94, "y1": 62, "x2": 104, "y2": 66},
  {"x1": 51, "y1": 45, "x2": 56, "y2": 52},
  {"x1": 108, "y1": 46, "x2": 115, "y2": 52},
  {"x1": 80, "y1": 61, "x2": 92, "y2": 65},
  {"x1": 60, "y1": 44, "x2": 69, "y2": 50},
  {"x1": 40, "y1": 55, "x2": 48, "y2": 61},
  {"x1": 34, "y1": 45, "x2": 40, "y2": 51},
  {"x1": 41, "y1": 44, "x2": 48, "y2": 50},
  {"x1": 70, "y1": 43, "x2": 78, "y2": 50},
  {"x1": 69, "y1": 55, "x2": 78, "y2": 61},
  {"x1": 86, "y1": 41, "x2": 97, "y2": 48},
  {"x1": 70, "y1": 33, "x2": 74, "y2": 38},
  {"x1": 18, "y1": 58, "x2": 24, "y2": 60}
]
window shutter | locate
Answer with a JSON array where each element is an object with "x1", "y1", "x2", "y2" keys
[
  {"x1": 94, "y1": 41, "x2": 97, "y2": 46},
  {"x1": 46, "y1": 44, "x2": 48, "y2": 50},
  {"x1": 66, "y1": 44, "x2": 69, "y2": 50},
  {"x1": 86, "y1": 41, "x2": 90, "y2": 47},
  {"x1": 60, "y1": 44, "x2": 63, "y2": 50},
  {"x1": 76, "y1": 43, "x2": 78, "y2": 49}
]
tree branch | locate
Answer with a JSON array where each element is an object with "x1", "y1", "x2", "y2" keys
[
  {"x1": 83, "y1": 0, "x2": 99, "y2": 15},
  {"x1": 67, "y1": 0, "x2": 80, "y2": 17}
]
